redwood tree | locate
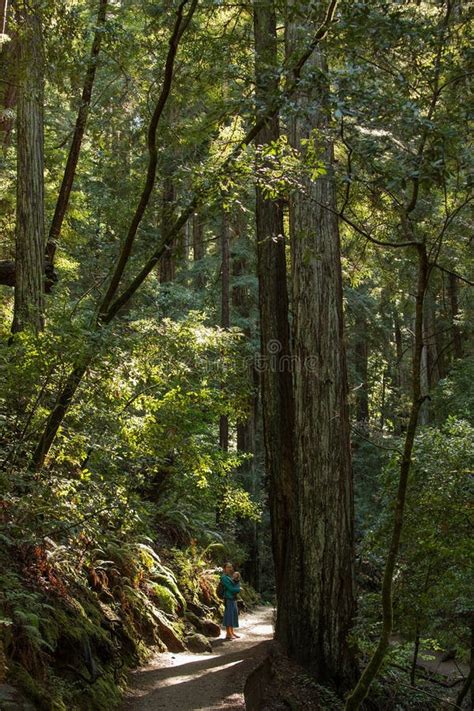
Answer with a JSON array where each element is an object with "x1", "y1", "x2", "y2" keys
[
  {"x1": 286, "y1": 3, "x2": 356, "y2": 687},
  {"x1": 12, "y1": 0, "x2": 45, "y2": 334}
]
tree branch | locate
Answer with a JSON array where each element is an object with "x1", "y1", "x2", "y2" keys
[
  {"x1": 97, "y1": 0, "x2": 199, "y2": 320},
  {"x1": 104, "y1": 0, "x2": 346, "y2": 320}
]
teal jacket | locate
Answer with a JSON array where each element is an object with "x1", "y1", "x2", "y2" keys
[{"x1": 221, "y1": 574, "x2": 241, "y2": 600}]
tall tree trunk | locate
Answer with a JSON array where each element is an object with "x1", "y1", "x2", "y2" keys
[
  {"x1": 448, "y1": 271, "x2": 463, "y2": 360},
  {"x1": 192, "y1": 211, "x2": 205, "y2": 288},
  {"x1": 253, "y1": 0, "x2": 299, "y2": 652},
  {"x1": 236, "y1": 391, "x2": 260, "y2": 589},
  {"x1": 30, "y1": 0, "x2": 333, "y2": 469},
  {"x1": 233, "y1": 224, "x2": 260, "y2": 590},
  {"x1": 12, "y1": 1, "x2": 45, "y2": 334},
  {"x1": 419, "y1": 289, "x2": 439, "y2": 425},
  {"x1": 286, "y1": 9, "x2": 356, "y2": 685},
  {"x1": 0, "y1": 0, "x2": 17, "y2": 150},
  {"x1": 354, "y1": 310, "x2": 369, "y2": 424},
  {"x1": 219, "y1": 211, "x2": 230, "y2": 451}
]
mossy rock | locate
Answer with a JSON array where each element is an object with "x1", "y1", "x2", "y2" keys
[
  {"x1": 151, "y1": 573, "x2": 186, "y2": 611},
  {"x1": 148, "y1": 583, "x2": 178, "y2": 614},
  {"x1": 185, "y1": 633, "x2": 212, "y2": 653},
  {"x1": 78, "y1": 672, "x2": 122, "y2": 711}
]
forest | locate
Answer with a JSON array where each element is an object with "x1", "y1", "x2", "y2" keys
[{"x1": 0, "y1": 0, "x2": 472, "y2": 709}]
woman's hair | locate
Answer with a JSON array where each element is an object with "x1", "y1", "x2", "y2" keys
[{"x1": 223, "y1": 561, "x2": 233, "y2": 570}]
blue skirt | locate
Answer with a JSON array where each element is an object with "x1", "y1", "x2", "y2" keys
[{"x1": 223, "y1": 598, "x2": 239, "y2": 628}]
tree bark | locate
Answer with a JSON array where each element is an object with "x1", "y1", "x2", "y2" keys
[
  {"x1": 30, "y1": 0, "x2": 337, "y2": 468},
  {"x1": 11, "y1": 1, "x2": 45, "y2": 334},
  {"x1": 286, "y1": 9, "x2": 356, "y2": 687},
  {"x1": 219, "y1": 211, "x2": 230, "y2": 450},
  {"x1": 0, "y1": 0, "x2": 17, "y2": 150},
  {"x1": 233, "y1": 228, "x2": 260, "y2": 589},
  {"x1": 253, "y1": 0, "x2": 300, "y2": 653}
]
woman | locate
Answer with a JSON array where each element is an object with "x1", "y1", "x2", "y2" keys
[{"x1": 221, "y1": 562, "x2": 241, "y2": 640}]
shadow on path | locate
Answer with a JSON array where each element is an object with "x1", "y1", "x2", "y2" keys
[{"x1": 123, "y1": 607, "x2": 274, "y2": 711}]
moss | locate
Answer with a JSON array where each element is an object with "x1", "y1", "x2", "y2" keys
[
  {"x1": 78, "y1": 673, "x2": 122, "y2": 711},
  {"x1": 151, "y1": 572, "x2": 186, "y2": 610},
  {"x1": 149, "y1": 583, "x2": 178, "y2": 614},
  {"x1": 10, "y1": 664, "x2": 68, "y2": 711}
]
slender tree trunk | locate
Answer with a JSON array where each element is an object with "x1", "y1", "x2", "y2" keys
[
  {"x1": 345, "y1": 245, "x2": 429, "y2": 710},
  {"x1": 253, "y1": 0, "x2": 299, "y2": 650},
  {"x1": 233, "y1": 231, "x2": 260, "y2": 590},
  {"x1": 12, "y1": 1, "x2": 45, "y2": 334},
  {"x1": 46, "y1": 0, "x2": 108, "y2": 269},
  {"x1": 354, "y1": 310, "x2": 369, "y2": 424},
  {"x1": 410, "y1": 625, "x2": 421, "y2": 686},
  {"x1": 286, "y1": 7, "x2": 356, "y2": 686},
  {"x1": 30, "y1": 0, "x2": 334, "y2": 469},
  {"x1": 192, "y1": 212, "x2": 204, "y2": 261},
  {"x1": 419, "y1": 289, "x2": 439, "y2": 425},
  {"x1": 219, "y1": 211, "x2": 230, "y2": 450},
  {"x1": 192, "y1": 212, "x2": 205, "y2": 288},
  {"x1": 448, "y1": 271, "x2": 463, "y2": 360},
  {"x1": 160, "y1": 176, "x2": 177, "y2": 283}
]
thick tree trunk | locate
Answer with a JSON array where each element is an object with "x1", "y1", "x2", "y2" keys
[
  {"x1": 0, "y1": 0, "x2": 17, "y2": 150},
  {"x1": 286, "y1": 11, "x2": 356, "y2": 685},
  {"x1": 253, "y1": 0, "x2": 299, "y2": 652},
  {"x1": 12, "y1": 1, "x2": 45, "y2": 334}
]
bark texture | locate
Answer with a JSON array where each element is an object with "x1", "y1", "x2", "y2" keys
[
  {"x1": 12, "y1": 1, "x2": 45, "y2": 334},
  {"x1": 253, "y1": 0, "x2": 299, "y2": 651},
  {"x1": 287, "y1": 7, "x2": 356, "y2": 686}
]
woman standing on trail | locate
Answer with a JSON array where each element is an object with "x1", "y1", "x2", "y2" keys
[{"x1": 221, "y1": 562, "x2": 241, "y2": 640}]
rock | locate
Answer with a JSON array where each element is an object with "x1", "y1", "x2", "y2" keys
[
  {"x1": 185, "y1": 611, "x2": 221, "y2": 638},
  {"x1": 185, "y1": 633, "x2": 213, "y2": 653},
  {"x1": 184, "y1": 610, "x2": 202, "y2": 628},
  {"x1": 187, "y1": 602, "x2": 205, "y2": 618},
  {"x1": 150, "y1": 608, "x2": 186, "y2": 653},
  {"x1": 200, "y1": 619, "x2": 221, "y2": 638}
]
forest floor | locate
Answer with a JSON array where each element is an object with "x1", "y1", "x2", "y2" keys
[{"x1": 122, "y1": 606, "x2": 274, "y2": 711}]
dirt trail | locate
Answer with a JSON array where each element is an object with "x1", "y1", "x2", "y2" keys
[{"x1": 122, "y1": 607, "x2": 274, "y2": 711}]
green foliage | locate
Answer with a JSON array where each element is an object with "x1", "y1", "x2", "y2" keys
[{"x1": 359, "y1": 418, "x2": 473, "y2": 659}]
